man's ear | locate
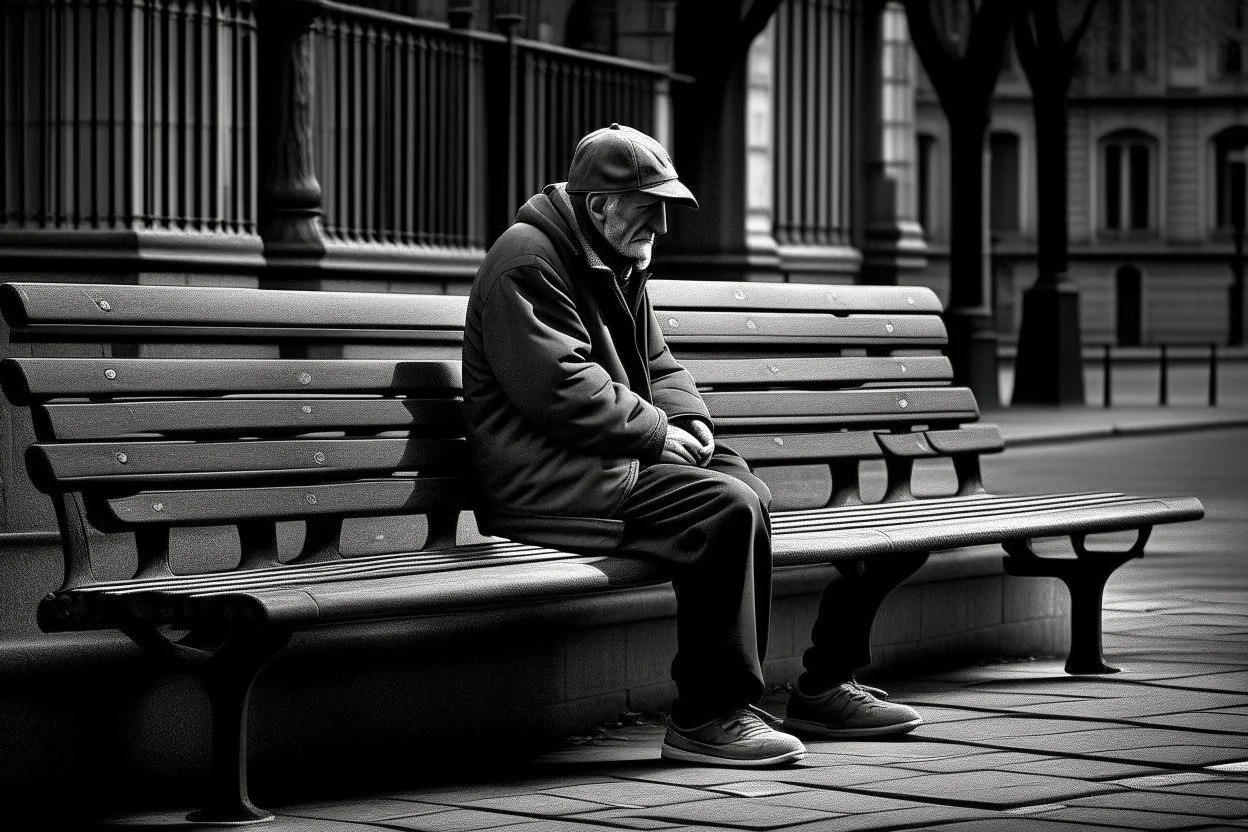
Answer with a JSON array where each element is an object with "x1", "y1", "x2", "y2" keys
[{"x1": 587, "y1": 193, "x2": 609, "y2": 221}]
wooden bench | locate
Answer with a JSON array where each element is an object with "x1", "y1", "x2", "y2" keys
[{"x1": 0, "y1": 279, "x2": 1203, "y2": 824}]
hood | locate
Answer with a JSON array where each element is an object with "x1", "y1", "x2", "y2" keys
[{"x1": 515, "y1": 183, "x2": 583, "y2": 268}]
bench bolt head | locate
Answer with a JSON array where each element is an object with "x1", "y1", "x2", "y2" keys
[
  {"x1": 899, "y1": 398, "x2": 909, "y2": 409},
  {"x1": 115, "y1": 452, "x2": 128, "y2": 464},
  {"x1": 734, "y1": 289, "x2": 747, "y2": 300},
  {"x1": 746, "y1": 319, "x2": 757, "y2": 331},
  {"x1": 97, "y1": 300, "x2": 112, "y2": 312},
  {"x1": 668, "y1": 317, "x2": 679, "y2": 327},
  {"x1": 104, "y1": 368, "x2": 117, "y2": 380},
  {"x1": 313, "y1": 452, "x2": 326, "y2": 465},
  {"x1": 298, "y1": 372, "x2": 312, "y2": 385},
  {"x1": 152, "y1": 502, "x2": 164, "y2": 512},
  {"x1": 885, "y1": 322, "x2": 895, "y2": 333},
  {"x1": 773, "y1": 437, "x2": 784, "y2": 446},
  {"x1": 306, "y1": 494, "x2": 318, "y2": 505}
]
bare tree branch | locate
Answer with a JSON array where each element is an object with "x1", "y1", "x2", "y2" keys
[
  {"x1": 902, "y1": 0, "x2": 959, "y2": 99},
  {"x1": 1012, "y1": 9, "x2": 1042, "y2": 90},
  {"x1": 1062, "y1": 0, "x2": 1104, "y2": 66}
]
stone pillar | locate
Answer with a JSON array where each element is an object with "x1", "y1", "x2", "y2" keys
[
  {"x1": 257, "y1": 0, "x2": 328, "y2": 269},
  {"x1": 859, "y1": 0, "x2": 926, "y2": 285}
]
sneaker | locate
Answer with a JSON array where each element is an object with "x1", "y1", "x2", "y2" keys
[
  {"x1": 662, "y1": 707, "x2": 806, "y2": 767},
  {"x1": 784, "y1": 682, "x2": 922, "y2": 738},
  {"x1": 850, "y1": 675, "x2": 890, "y2": 700}
]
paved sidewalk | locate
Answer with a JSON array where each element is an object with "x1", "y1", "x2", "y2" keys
[
  {"x1": 990, "y1": 404, "x2": 1248, "y2": 448},
  {"x1": 96, "y1": 417, "x2": 1248, "y2": 831}
]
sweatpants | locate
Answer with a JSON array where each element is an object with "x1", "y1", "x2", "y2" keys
[{"x1": 616, "y1": 451, "x2": 866, "y2": 723}]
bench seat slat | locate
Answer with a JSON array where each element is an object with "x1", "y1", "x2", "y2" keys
[
  {"x1": 31, "y1": 437, "x2": 464, "y2": 487},
  {"x1": 0, "y1": 282, "x2": 469, "y2": 331},
  {"x1": 682, "y1": 356, "x2": 952, "y2": 388},
  {"x1": 106, "y1": 477, "x2": 467, "y2": 526},
  {"x1": 649, "y1": 280, "x2": 943, "y2": 314},
  {"x1": 37, "y1": 398, "x2": 463, "y2": 441},
  {"x1": 657, "y1": 312, "x2": 947, "y2": 345},
  {"x1": 703, "y1": 387, "x2": 978, "y2": 424},
  {"x1": 2, "y1": 358, "x2": 461, "y2": 403},
  {"x1": 774, "y1": 496, "x2": 1205, "y2": 566}
]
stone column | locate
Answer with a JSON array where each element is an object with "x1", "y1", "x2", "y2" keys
[
  {"x1": 257, "y1": 0, "x2": 327, "y2": 268},
  {"x1": 859, "y1": 0, "x2": 926, "y2": 285}
]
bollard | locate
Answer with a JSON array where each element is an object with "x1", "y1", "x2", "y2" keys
[
  {"x1": 1103, "y1": 343, "x2": 1113, "y2": 408},
  {"x1": 1210, "y1": 343, "x2": 1219, "y2": 407},
  {"x1": 1159, "y1": 344, "x2": 1169, "y2": 406}
]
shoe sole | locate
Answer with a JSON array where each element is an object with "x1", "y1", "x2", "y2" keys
[
  {"x1": 783, "y1": 716, "x2": 922, "y2": 738},
  {"x1": 660, "y1": 743, "x2": 805, "y2": 767}
]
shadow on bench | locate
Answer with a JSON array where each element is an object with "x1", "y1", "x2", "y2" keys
[{"x1": 0, "y1": 279, "x2": 1203, "y2": 824}]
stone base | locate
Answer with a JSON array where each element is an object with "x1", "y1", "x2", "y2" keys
[{"x1": 1012, "y1": 281, "x2": 1087, "y2": 405}]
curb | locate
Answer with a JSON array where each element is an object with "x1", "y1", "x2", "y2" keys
[{"x1": 1002, "y1": 416, "x2": 1248, "y2": 448}]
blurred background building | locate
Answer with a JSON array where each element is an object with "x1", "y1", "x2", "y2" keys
[{"x1": 917, "y1": 0, "x2": 1248, "y2": 346}]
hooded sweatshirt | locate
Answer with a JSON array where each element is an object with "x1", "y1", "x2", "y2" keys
[{"x1": 462, "y1": 183, "x2": 712, "y2": 547}]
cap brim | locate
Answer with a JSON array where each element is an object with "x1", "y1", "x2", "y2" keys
[{"x1": 641, "y1": 178, "x2": 699, "y2": 209}]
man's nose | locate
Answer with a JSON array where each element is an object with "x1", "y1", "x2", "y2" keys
[{"x1": 649, "y1": 203, "x2": 668, "y2": 236}]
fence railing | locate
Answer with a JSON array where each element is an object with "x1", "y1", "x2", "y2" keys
[
  {"x1": 1097, "y1": 343, "x2": 1224, "y2": 408},
  {"x1": 299, "y1": 1, "x2": 672, "y2": 258}
]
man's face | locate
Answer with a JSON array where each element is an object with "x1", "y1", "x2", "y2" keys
[{"x1": 595, "y1": 191, "x2": 668, "y2": 271}]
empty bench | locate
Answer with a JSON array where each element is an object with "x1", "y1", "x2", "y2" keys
[{"x1": 0, "y1": 279, "x2": 1203, "y2": 824}]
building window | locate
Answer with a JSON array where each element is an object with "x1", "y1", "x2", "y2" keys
[
  {"x1": 1219, "y1": 0, "x2": 1248, "y2": 75},
  {"x1": 1105, "y1": 0, "x2": 1150, "y2": 75},
  {"x1": 989, "y1": 132, "x2": 1021, "y2": 234},
  {"x1": 1102, "y1": 130, "x2": 1156, "y2": 233},
  {"x1": 1214, "y1": 127, "x2": 1248, "y2": 231},
  {"x1": 917, "y1": 133, "x2": 936, "y2": 237}
]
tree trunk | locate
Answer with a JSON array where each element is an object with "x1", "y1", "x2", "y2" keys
[
  {"x1": 944, "y1": 109, "x2": 1000, "y2": 407},
  {"x1": 1033, "y1": 84, "x2": 1069, "y2": 284}
]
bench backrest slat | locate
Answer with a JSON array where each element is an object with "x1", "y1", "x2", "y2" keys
[
  {"x1": 682, "y1": 356, "x2": 952, "y2": 388},
  {"x1": 35, "y1": 399, "x2": 465, "y2": 441},
  {"x1": 649, "y1": 280, "x2": 943, "y2": 313},
  {"x1": 657, "y1": 311, "x2": 947, "y2": 346},
  {"x1": 702, "y1": 388, "x2": 978, "y2": 423},
  {"x1": 29, "y1": 438, "x2": 464, "y2": 489},
  {"x1": 2, "y1": 358, "x2": 462, "y2": 402},
  {"x1": 106, "y1": 478, "x2": 468, "y2": 527}
]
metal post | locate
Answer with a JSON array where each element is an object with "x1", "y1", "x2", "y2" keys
[
  {"x1": 1159, "y1": 344, "x2": 1169, "y2": 406},
  {"x1": 1102, "y1": 343, "x2": 1112, "y2": 408},
  {"x1": 1210, "y1": 343, "x2": 1219, "y2": 407}
]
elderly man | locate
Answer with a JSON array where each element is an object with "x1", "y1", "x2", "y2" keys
[{"x1": 463, "y1": 124, "x2": 921, "y2": 766}]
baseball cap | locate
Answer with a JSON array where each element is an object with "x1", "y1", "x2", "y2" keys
[{"x1": 566, "y1": 123, "x2": 699, "y2": 209}]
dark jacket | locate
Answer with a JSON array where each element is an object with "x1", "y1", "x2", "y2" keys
[{"x1": 462, "y1": 183, "x2": 712, "y2": 547}]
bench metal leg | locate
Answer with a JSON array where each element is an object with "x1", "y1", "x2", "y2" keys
[
  {"x1": 121, "y1": 624, "x2": 291, "y2": 825},
  {"x1": 1002, "y1": 527, "x2": 1151, "y2": 675}
]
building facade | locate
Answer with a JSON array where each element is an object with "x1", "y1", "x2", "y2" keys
[{"x1": 916, "y1": 0, "x2": 1248, "y2": 346}]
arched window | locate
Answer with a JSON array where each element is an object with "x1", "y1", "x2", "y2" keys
[
  {"x1": 989, "y1": 131, "x2": 1021, "y2": 234},
  {"x1": 1213, "y1": 126, "x2": 1248, "y2": 231},
  {"x1": 1101, "y1": 129, "x2": 1157, "y2": 233}
]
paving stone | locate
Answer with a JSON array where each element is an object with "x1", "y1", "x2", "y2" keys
[
  {"x1": 915, "y1": 715, "x2": 1117, "y2": 742},
  {"x1": 704, "y1": 781, "x2": 806, "y2": 798},
  {"x1": 618, "y1": 796, "x2": 831, "y2": 829},
  {"x1": 380, "y1": 808, "x2": 536, "y2": 831},
  {"x1": 394, "y1": 778, "x2": 614, "y2": 806},
  {"x1": 831, "y1": 769, "x2": 1122, "y2": 809},
  {"x1": 895, "y1": 705, "x2": 987, "y2": 724},
  {"x1": 1030, "y1": 805, "x2": 1231, "y2": 829},
  {"x1": 893, "y1": 750, "x2": 1051, "y2": 774},
  {"x1": 476, "y1": 822, "x2": 628, "y2": 832},
  {"x1": 1169, "y1": 672, "x2": 1248, "y2": 693},
  {"x1": 999, "y1": 756, "x2": 1163, "y2": 780},
  {"x1": 1135, "y1": 780, "x2": 1248, "y2": 800},
  {"x1": 1069, "y1": 789, "x2": 1248, "y2": 818},
  {"x1": 1208, "y1": 760, "x2": 1248, "y2": 772},
  {"x1": 282, "y1": 798, "x2": 449, "y2": 823},
  {"x1": 460, "y1": 794, "x2": 612, "y2": 817},
  {"x1": 794, "y1": 738, "x2": 986, "y2": 762},
  {"x1": 778, "y1": 804, "x2": 1003, "y2": 831},
  {"x1": 549, "y1": 809, "x2": 688, "y2": 829},
  {"x1": 96, "y1": 811, "x2": 394, "y2": 831},
  {"x1": 907, "y1": 690, "x2": 1098, "y2": 709},
  {"x1": 773, "y1": 763, "x2": 931, "y2": 789},
  {"x1": 1071, "y1": 726, "x2": 1248, "y2": 753},
  {"x1": 1119, "y1": 772, "x2": 1235, "y2": 789},
  {"x1": 619, "y1": 766, "x2": 807, "y2": 788},
  {"x1": 1134, "y1": 712, "x2": 1248, "y2": 733},
  {"x1": 762, "y1": 788, "x2": 944, "y2": 814},
  {"x1": 1014, "y1": 690, "x2": 1248, "y2": 719},
  {"x1": 540, "y1": 780, "x2": 717, "y2": 808}
]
